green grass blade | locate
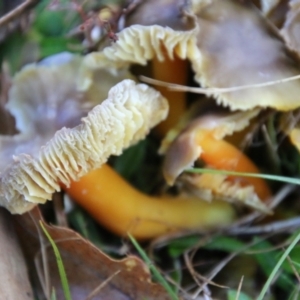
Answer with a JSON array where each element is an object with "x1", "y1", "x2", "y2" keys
[
  {"x1": 51, "y1": 287, "x2": 57, "y2": 300},
  {"x1": 186, "y1": 168, "x2": 300, "y2": 185},
  {"x1": 227, "y1": 289, "x2": 252, "y2": 300},
  {"x1": 40, "y1": 221, "x2": 72, "y2": 300},
  {"x1": 128, "y1": 234, "x2": 179, "y2": 300},
  {"x1": 257, "y1": 230, "x2": 300, "y2": 300}
]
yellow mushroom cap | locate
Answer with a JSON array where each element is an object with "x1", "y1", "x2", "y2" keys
[{"x1": 0, "y1": 54, "x2": 168, "y2": 214}]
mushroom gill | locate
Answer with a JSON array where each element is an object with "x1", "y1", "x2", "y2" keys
[
  {"x1": 0, "y1": 54, "x2": 168, "y2": 214},
  {"x1": 84, "y1": 0, "x2": 300, "y2": 112}
]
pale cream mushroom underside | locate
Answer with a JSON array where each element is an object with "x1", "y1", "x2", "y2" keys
[
  {"x1": 83, "y1": 0, "x2": 300, "y2": 111},
  {"x1": 0, "y1": 55, "x2": 168, "y2": 214}
]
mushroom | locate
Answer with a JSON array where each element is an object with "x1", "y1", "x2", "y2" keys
[
  {"x1": 84, "y1": 0, "x2": 300, "y2": 112},
  {"x1": 0, "y1": 53, "x2": 169, "y2": 213},
  {"x1": 124, "y1": 0, "x2": 193, "y2": 136},
  {"x1": 5, "y1": 0, "x2": 300, "y2": 234},
  {"x1": 77, "y1": 0, "x2": 300, "y2": 214},
  {"x1": 82, "y1": 8, "x2": 198, "y2": 138},
  {"x1": 162, "y1": 109, "x2": 272, "y2": 212},
  {"x1": 0, "y1": 51, "x2": 236, "y2": 240}
]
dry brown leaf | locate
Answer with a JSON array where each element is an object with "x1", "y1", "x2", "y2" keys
[
  {"x1": 0, "y1": 65, "x2": 17, "y2": 135},
  {"x1": 281, "y1": 0, "x2": 300, "y2": 53},
  {"x1": 124, "y1": 0, "x2": 195, "y2": 30},
  {"x1": 14, "y1": 207, "x2": 173, "y2": 300},
  {"x1": 0, "y1": 208, "x2": 33, "y2": 299}
]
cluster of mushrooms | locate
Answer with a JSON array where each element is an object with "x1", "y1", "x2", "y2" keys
[{"x1": 2, "y1": 0, "x2": 300, "y2": 240}]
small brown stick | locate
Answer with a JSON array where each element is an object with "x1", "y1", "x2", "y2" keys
[
  {"x1": 228, "y1": 216, "x2": 300, "y2": 235},
  {"x1": 183, "y1": 251, "x2": 227, "y2": 291},
  {"x1": 235, "y1": 276, "x2": 244, "y2": 300},
  {"x1": 30, "y1": 211, "x2": 51, "y2": 299},
  {"x1": 85, "y1": 270, "x2": 120, "y2": 300},
  {"x1": 286, "y1": 255, "x2": 300, "y2": 284},
  {"x1": 191, "y1": 251, "x2": 236, "y2": 299},
  {"x1": 228, "y1": 184, "x2": 296, "y2": 229},
  {"x1": 151, "y1": 185, "x2": 294, "y2": 251},
  {"x1": 0, "y1": 0, "x2": 39, "y2": 27},
  {"x1": 52, "y1": 192, "x2": 68, "y2": 227},
  {"x1": 192, "y1": 235, "x2": 274, "y2": 297},
  {"x1": 140, "y1": 74, "x2": 300, "y2": 94}
]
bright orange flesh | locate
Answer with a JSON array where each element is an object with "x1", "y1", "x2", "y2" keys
[
  {"x1": 152, "y1": 53, "x2": 187, "y2": 137},
  {"x1": 196, "y1": 132, "x2": 272, "y2": 201},
  {"x1": 64, "y1": 164, "x2": 235, "y2": 240}
]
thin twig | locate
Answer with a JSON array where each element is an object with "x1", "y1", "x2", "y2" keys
[
  {"x1": 140, "y1": 74, "x2": 300, "y2": 94},
  {"x1": 235, "y1": 276, "x2": 244, "y2": 300},
  {"x1": 53, "y1": 192, "x2": 68, "y2": 227},
  {"x1": 183, "y1": 252, "x2": 226, "y2": 293},
  {"x1": 0, "y1": 0, "x2": 38, "y2": 27},
  {"x1": 192, "y1": 251, "x2": 236, "y2": 298},
  {"x1": 85, "y1": 270, "x2": 120, "y2": 300},
  {"x1": 286, "y1": 255, "x2": 300, "y2": 284},
  {"x1": 192, "y1": 235, "x2": 273, "y2": 297},
  {"x1": 228, "y1": 217, "x2": 300, "y2": 235},
  {"x1": 30, "y1": 211, "x2": 51, "y2": 300},
  {"x1": 227, "y1": 184, "x2": 296, "y2": 229}
]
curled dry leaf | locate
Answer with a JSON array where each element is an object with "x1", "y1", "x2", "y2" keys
[
  {"x1": 14, "y1": 207, "x2": 172, "y2": 300},
  {"x1": 0, "y1": 53, "x2": 168, "y2": 213},
  {"x1": 281, "y1": 0, "x2": 300, "y2": 53}
]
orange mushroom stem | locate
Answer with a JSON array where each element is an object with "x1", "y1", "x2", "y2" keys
[
  {"x1": 163, "y1": 121, "x2": 272, "y2": 211},
  {"x1": 152, "y1": 50, "x2": 188, "y2": 137},
  {"x1": 63, "y1": 164, "x2": 235, "y2": 240},
  {"x1": 196, "y1": 131, "x2": 272, "y2": 201}
]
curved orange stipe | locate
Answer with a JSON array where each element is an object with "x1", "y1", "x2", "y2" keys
[
  {"x1": 196, "y1": 132, "x2": 272, "y2": 201},
  {"x1": 64, "y1": 164, "x2": 235, "y2": 240},
  {"x1": 152, "y1": 51, "x2": 187, "y2": 137}
]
